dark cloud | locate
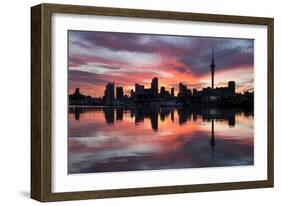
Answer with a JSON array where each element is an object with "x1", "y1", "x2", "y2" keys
[
  {"x1": 69, "y1": 30, "x2": 192, "y2": 56},
  {"x1": 69, "y1": 56, "x2": 88, "y2": 66},
  {"x1": 178, "y1": 38, "x2": 254, "y2": 76},
  {"x1": 69, "y1": 54, "x2": 127, "y2": 69},
  {"x1": 69, "y1": 30, "x2": 254, "y2": 77},
  {"x1": 69, "y1": 70, "x2": 107, "y2": 86},
  {"x1": 70, "y1": 31, "x2": 152, "y2": 53}
]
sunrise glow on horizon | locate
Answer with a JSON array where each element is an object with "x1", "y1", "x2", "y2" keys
[{"x1": 68, "y1": 30, "x2": 254, "y2": 97}]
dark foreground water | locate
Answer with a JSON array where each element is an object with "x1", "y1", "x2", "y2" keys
[{"x1": 68, "y1": 106, "x2": 254, "y2": 174}]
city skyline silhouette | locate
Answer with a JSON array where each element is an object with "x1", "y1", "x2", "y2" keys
[
  {"x1": 69, "y1": 44, "x2": 253, "y2": 107},
  {"x1": 68, "y1": 30, "x2": 254, "y2": 98}
]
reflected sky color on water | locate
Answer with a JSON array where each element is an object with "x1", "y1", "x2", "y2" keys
[{"x1": 68, "y1": 106, "x2": 254, "y2": 174}]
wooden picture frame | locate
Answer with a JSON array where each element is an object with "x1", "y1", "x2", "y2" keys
[{"x1": 31, "y1": 3, "x2": 274, "y2": 202}]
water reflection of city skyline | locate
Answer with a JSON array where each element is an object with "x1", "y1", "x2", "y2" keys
[
  {"x1": 68, "y1": 106, "x2": 254, "y2": 174},
  {"x1": 69, "y1": 106, "x2": 254, "y2": 131}
]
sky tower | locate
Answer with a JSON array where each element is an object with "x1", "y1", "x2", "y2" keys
[{"x1": 210, "y1": 46, "x2": 216, "y2": 89}]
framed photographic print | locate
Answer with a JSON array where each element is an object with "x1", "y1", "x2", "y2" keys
[{"x1": 31, "y1": 3, "x2": 274, "y2": 202}]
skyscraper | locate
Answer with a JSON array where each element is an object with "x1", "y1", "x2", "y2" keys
[
  {"x1": 210, "y1": 46, "x2": 216, "y2": 89},
  {"x1": 160, "y1": 86, "x2": 165, "y2": 94},
  {"x1": 116, "y1": 86, "x2": 124, "y2": 99},
  {"x1": 193, "y1": 88, "x2": 198, "y2": 96},
  {"x1": 74, "y1": 88, "x2": 80, "y2": 95},
  {"x1": 171, "y1": 87, "x2": 175, "y2": 97},
  {"x1": 104, "y1": 82, "x2": 115, "y2": 104},
  {"x1": 179, "y1": 82, "x2": 187, "y2": 95},
  {"x1": 178, "y1": 82, "x2": 192, "y2": 97},
  {"x1": 151, "y1": 77, "x2": 158, "y2": 97},
  {"x1": 130, "y1": 89, "x2": 135, "y2": 99},
  {"x1": 135, "y1": 83, "x2": 144, "y2": 93},
  {"x1": 228, "y1": 81, "x2": 235, "y2": 94}
]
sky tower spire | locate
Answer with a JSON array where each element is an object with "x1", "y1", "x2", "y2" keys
[{"x1": 210, "y1": 45, "x2": 216, "y2": 89}]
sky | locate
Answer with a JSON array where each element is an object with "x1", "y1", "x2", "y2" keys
[{"x1": 68, "y1": 30, "x2": 254, "y2": 97}]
